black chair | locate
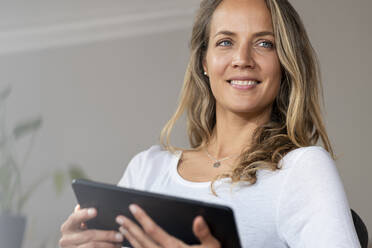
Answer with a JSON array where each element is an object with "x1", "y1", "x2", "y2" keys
[{"x1": 351, "y1": 209, "x2": 369, "y2": 248}]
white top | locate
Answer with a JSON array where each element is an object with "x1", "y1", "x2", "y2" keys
[{"x1": 118, "y1": 145, "x2": 361, "y2": 248}]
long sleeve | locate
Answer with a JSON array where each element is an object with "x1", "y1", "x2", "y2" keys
[{"x1": 276, "y1": 147, "x2": 360, "y2": 247}]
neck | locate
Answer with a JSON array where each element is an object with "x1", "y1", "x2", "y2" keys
[{"x1": 207, "y1": 105, "x2": 272, "y2": 159}]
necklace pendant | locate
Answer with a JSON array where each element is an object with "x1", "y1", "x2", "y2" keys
[{"x1": 213, "y1": 161, "x2": 221, "y2": 168}]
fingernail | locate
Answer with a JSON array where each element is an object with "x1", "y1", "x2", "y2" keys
[
  {"x1": 116, "y1": 216, "x2": 125, "y2": 225},
  {"x1": 119, "y1": 226, "x2": 128, "y2": 235},
  {"x1": 74, "y1": 204, "x2": 80, "y2": 212},
  {"x1": 115, "y1": 232, "x2": 123, "y2": 241},
  {"x1": 129, "y1": 204, "x2": 137, "y2": 214},
  {"x1": 87, "y1": 208, "x2": 95, "y2": 216}
]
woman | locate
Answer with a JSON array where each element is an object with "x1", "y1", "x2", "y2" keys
[{"x1": 59, "y1": 0, "x2": 361, "y2": 247}]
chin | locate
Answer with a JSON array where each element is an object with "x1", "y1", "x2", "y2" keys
[
  {"x1": 229, "y1": 106, "x2": 259, "y2": 114},
  {"x1": 228, "y1": 103, "x2": 272, "y2": 118}
]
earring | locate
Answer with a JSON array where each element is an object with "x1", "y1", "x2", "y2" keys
[{"x1": 204, "y1": 71, "x2": 208, "y2": 76}]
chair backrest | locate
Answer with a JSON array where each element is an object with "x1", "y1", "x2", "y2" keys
[{"x1": 351, "y1": 209, "x2": 369, "y2": 248}]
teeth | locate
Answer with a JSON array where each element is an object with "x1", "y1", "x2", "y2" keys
[{"x1": 230, "y1": 80, "x2": 258, "y2": 86}]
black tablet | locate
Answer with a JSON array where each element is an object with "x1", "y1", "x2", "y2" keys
[{"x1": 72, "y1": 179, "x2": 242, "y2": 248}]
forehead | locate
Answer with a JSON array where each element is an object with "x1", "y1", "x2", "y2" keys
[{"x1": 210, "y1": 0, "x2": 273, "y2": 35}]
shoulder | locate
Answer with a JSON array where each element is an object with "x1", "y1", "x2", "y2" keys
[
  {"x1": 280, "y1": 146, "x2": 334, "y2": 170},
  {"x1": 277, "y1": 146, "x2": 342, "y2": 198},
  {"x1": 282, "y1": 145, "x2": 331, "y2": 161},
  {"x1": 276, "y1": 146, "x2": 339, "y2": 188}
]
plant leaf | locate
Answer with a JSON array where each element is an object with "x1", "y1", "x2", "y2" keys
[
  {"x1": 68, "y1": 165, "x2": 87, "y2": 181},
  {"x1": 13, "y1": 117, "x2": 42, "y2": 140},
  {"x1": 52, "y1": 165, "x2": 87, "y2": 196},
  {"x1": 53, "y1": 170, "x2": 66, "y2": 196}
]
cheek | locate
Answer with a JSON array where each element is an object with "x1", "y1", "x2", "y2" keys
[
  {"x1": 260, "y1": 54, "x2": 281, "y2": 82},
  {"x1": 206, "y1": 52, "x2": 230, "y2": 77},
  {"x1": 271, "y1": 55, "x2": 282, "y2": 80},
  {"x1": 259, "y1": 55, "x2": 282, "y2": 100},
  {"x1": 272, "y1": 62, "x2": 282, "y2": 82}
]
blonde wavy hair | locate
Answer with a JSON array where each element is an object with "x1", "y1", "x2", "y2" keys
[{"x1": 160, "y1": 0, "x2": 334, "y2": 194}]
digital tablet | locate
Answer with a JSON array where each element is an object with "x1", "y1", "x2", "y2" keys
[{"x1": 72, "y1": 179, "x2": 242, "y2": 248}]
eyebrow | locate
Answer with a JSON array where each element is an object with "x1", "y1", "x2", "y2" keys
[{"x1": 213, "y1": 30, "x2": 274, "y2": 38}]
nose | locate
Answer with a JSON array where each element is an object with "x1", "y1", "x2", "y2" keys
[{"x1": 231, "y1": 44, "x2": 255, "y2": 69}]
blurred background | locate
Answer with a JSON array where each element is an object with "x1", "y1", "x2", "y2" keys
[{"x1": 0, "y1": 0, "x2": 371, "y2": 247}]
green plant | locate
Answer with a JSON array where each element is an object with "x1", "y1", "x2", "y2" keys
[{"x1": 0, "y1": 85, "x2": 86, "y2": 215}]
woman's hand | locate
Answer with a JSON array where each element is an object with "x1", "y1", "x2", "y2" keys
[
  {"x1": 115, "y1": 204, "x2": 221, "y2": 248},
  {"x1": 59, "y1": 204, "x2": 124, "y2": 248}
]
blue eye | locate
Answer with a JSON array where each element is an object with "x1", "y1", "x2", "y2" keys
[
  {"x1": 258, "y1": 41, "x2": 274, "y2": 49},
  {"x1": 217, "y1": 40, "x2": 233, "y2": 47}
]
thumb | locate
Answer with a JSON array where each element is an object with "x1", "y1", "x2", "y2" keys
[{"x1": 192, "y1": 216, "x2": 220, "y2": 247}]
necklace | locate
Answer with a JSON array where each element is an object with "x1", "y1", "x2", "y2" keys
[{"x1": 205, "y1": 149, "x2": 238, "y2": 168}]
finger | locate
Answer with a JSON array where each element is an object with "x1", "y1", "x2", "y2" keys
[
  {"x1": 78, "y1": 241, "x2": 122, "y2": 248},
  {"x1": 74, "y1": 204, "x2": 81, "y2": 213},
  {"x1": 119, "y1": 226, "x2": 144, "y2": 248},
  {"x1": 192, "y1": 216, "x2": 220, "y2": 248},
  {"x1": 61, "y1": 208, "x2": 97, "y2": 233},
  {"x1": 116, "y1": 214, "x2": 160, "y2": 248},
  {"x1": 60, "y1": 229, "x2": 123, "y2": 246},
  {"x1": 74, "y1": 205, "x2": 88, "y2": 230},
  {"x1": 126, "y1": 204, "x2": 182, "y2": 248}
]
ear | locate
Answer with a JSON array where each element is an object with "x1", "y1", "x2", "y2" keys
[{"x1": 202, "y1": 57, "x2": 208, "y2": 74}]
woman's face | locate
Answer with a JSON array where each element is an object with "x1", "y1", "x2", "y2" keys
[{"x1": 203, "y1": 0, "x2": 281, "y2": 120}]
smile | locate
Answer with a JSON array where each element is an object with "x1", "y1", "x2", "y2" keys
[
  {"x1": 227, "y1": 80, "x2": 262, "y2": 90},
  {"x1": 229, "y1": 80, "x2": 260, "y2": 86}
]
